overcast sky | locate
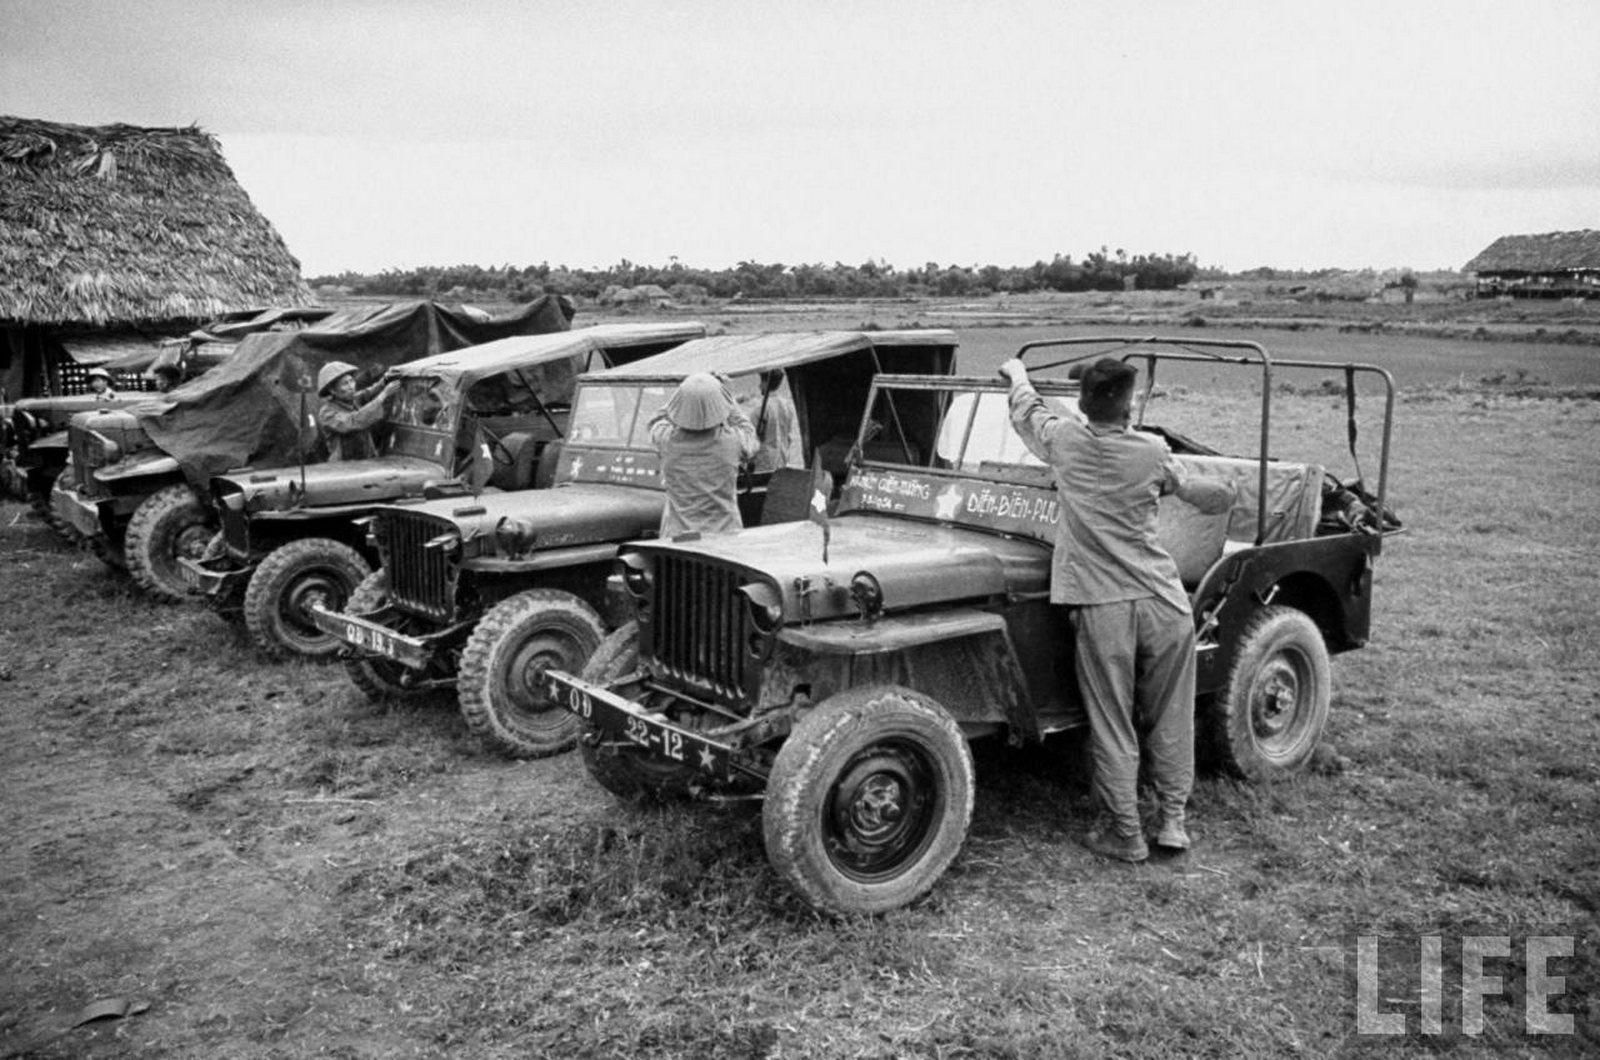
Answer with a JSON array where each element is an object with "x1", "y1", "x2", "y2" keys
[{"x1": 4, "y1": 0, "x2": 1597, "y2": 275}]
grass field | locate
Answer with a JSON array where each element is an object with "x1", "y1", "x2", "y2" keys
[{"x1": 1, "y1": 311, "x2": 1597, "y2": 1058}]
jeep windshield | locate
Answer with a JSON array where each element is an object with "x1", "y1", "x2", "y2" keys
[
  {"x1": 566, "y1": 381, "x2": 674, "y2": 447},
  {"x1": 835, "y1": 378, "x2": 1078, "y2": 544},
  {"x1": 855, "y1": 381, "x2": 1077, "y2": 478}
]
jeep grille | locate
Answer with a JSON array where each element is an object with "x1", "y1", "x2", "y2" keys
[
  {"x1": 385, "y1": 510, "x2": 460, "y2": 622},
  {"x1": 221, "y1": 499, "x2": 249, "y2": 554},
  {"x1": 647, "y1": 554, "x2": 754, "y2": 706}
]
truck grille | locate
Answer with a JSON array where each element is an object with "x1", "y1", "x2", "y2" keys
[
  {"x1": 647, "y1": 555, "x2": 754, "y2": 706},
  {"x1": 385, "y1": 510, "x2": 460, "y2": 622},
  {"x1": 69, "y1": 431, "x2": 101, "y2": 496}
]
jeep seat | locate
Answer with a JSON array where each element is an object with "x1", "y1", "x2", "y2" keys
[{"x1": 1158, "y1": 455, "x2": 1324, "y2": 586}]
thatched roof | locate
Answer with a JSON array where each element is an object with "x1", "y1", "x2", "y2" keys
[
  {"x1": 0, "y1": 116, "x2": 314, "y2": 327},
  {"x1": 1464, "y1": 230, "x2": 1600, "y2": 274}
]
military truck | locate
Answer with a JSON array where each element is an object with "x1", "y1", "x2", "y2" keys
[
  {"x1": 310, "y1": 330, "x2": 958, "y2": 758},
  {"x1": 8, "y1": 308, "x2": 339, "y2": 526},
  {"x1": 180, "y1": 322, "x2": 705, "y2": 660},
  {"x1": 54, "y1": 298, "x2": 574, "y2": 600},
  {"x1": 545, "y1": 336, "x2": 1400, "y2": 915}
]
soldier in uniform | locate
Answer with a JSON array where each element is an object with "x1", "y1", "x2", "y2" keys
[
  {"x1": 649, "y1": 372, "x2": 760, "y2": 537},
  {"x1": 316, "y1": 361, "x2": 399, "y2": 461},
  {"x1": 1001, "y1": 356, "x2": 1234, "y2": 863},
  {"x1": 87, "y1": 367, "x2": 118, "y2": 401}
]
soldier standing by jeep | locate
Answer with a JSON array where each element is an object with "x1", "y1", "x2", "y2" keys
[
  {"x1": 1000, "y1": 356, "x2": 1234, "y2": 864},
  {"x1": 649, "y1": 372, "x2": 760, "y2": 537},
  {"x1": 317, "y1": 362, "x2": 399, "y2": 461}
]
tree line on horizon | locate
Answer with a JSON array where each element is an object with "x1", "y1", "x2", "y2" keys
[{"x1": 311, "y1": 249, "x2": 1232, "y2": 302}]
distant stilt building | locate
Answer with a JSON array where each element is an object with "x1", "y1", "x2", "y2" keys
[{"x1": 1463, "y1": 230, "x2": 1600, "y2": 300}]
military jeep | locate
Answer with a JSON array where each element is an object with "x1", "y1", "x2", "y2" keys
[
  {"x1": 311, "y1": 329, "x2": 958, "y2": 758},
  {"x1": 53, "y1": 298, "x2": 574, "y2": 601},
  {"x1": 545, "y1": 336, "x2": 1399, "y2": 915},
  {"x1": 181, "y1": 322, "x2": 704, "y2": 660}
]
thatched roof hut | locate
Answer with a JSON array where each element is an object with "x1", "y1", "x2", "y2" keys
[
  {"x1": 1463, "y1": 230, "x2": 1600, "y2": 299},
  {"x1": 1, "y1": 116, "x2": 314, "y2": 399}
]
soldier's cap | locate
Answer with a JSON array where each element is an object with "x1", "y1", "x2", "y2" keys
[{"x1": 87, "y1": 367, "x2": 113, "y2": 381}]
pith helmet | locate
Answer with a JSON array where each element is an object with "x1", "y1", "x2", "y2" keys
[
  {"x1": 665, "y1": 372, "x2": 733, "y2": 430},
  {"x1": 316, "y1": 360, "x2": 359, "y2": 396}
]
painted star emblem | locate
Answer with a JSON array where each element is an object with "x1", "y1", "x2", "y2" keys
[
  {"x1": 810, "y1": 488, "x2": 827, "y2": 515},
  {"x1": 934, "y1": 483, "x2": 963, "y2": 520},
  {"x1": 698, "y1": 745, "x2": 717, "y2": 770}
]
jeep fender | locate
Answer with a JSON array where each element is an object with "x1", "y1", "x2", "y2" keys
[
  {"x1": 1191, "y1": 535, "x2": 1376, "y2": 694},
  {"x1": 773, "y1": 608, "x2": 1033, "y2": 733},
  {"x1": 95, "y1": 452, "x2": 181, "y2": 484}
]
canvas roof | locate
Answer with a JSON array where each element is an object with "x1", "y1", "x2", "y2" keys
[
  {"x1": 398, "y1": 321, "x2": 707, "y2": 386},
  {"x1": 0, "y1": 116, "x2": 313, "y2": 326},
  {"x1": 1463, "y1": 230, "x2": 1600, "y2": 273},
  {"x1": 586, "y1": 329, "x2": 959, "y2": 381},
  {"x1": 137, "y1": 297, "x2": 575, "y2": 486}
]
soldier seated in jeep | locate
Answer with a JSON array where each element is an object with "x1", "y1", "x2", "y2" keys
[{"x1": 546, "y1": 335, "x2": 1400, "y2": 916}]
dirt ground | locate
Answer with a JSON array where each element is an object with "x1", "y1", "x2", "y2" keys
[{"x1": 3, "y1": 307, "x2": 1598, "y2": 1058}]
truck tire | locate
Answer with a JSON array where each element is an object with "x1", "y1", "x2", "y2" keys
[
  {"x1": 763, "y1": 685, "x2": 974, "y2": 916},
  {"x1": 125, "y1": 483, "x2": 214, "y2": 602},
  {"x1": 87, "y1": 529, "x2": 126, "y2": 570},
  {"x1": 243, "y1": 537, "x2": 370, "y2": 661},
  {"x1": 576, "y1": 623, "x2": 701, "y2": 804},
  {"x1": 458, "y1": 589, "x2": 604, "y2": 759},
  {"x1": 340, "y1": 570, "x2": 440, "y2": 704},
  {"x1": 1205, "y1": 605, "x2": 1331, "y2": 781}
]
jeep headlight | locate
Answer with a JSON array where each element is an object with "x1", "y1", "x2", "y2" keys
[
  {"x1": 740, "y1": 582, "x2": 784, "y2": 634},
  {"x1": 619, "y1": 552, "x2": 653, "y2": 599},
  {"x1": 494, "y1": 515, "x2": 536, "y2": 559}
]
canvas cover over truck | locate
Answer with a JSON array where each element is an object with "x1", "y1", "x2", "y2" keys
[
  {"x1": 545, "y1": 335, "x2": 1400, "y2": 915},
  {"x1": 55, "y1": 297, "x2": 574, "y2": 600},
  {"x1": 309, "y1": 329, "x2": 959, "y2": 758},
  {"x1": 183, "y1": 321, "x2": 705, "y2": 660},
  {"x1": 3, "y1": 308, "x2": 333, "y2": 524}
]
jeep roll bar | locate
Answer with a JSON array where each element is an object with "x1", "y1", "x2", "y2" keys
[{"x1": 1016, "y1": 336, "x2": 1395, "y2": 546}]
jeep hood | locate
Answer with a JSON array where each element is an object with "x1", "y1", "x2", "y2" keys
[
  {"x1": 638, "y1": 514, "x2": 1049, "y2": 619},
  {"x1": 214, "y1": 457, "x2": 446, "y2": 511},
  {"x1": 394, "y1": 481, "x2": 664, "y2": 556}
]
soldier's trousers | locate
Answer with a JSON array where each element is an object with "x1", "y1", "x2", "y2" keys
[{"x1": 1070, "y1": 597, "x2": 1197, "y2": 840}]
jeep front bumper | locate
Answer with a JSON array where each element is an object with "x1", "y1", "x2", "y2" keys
[
  {"x1": 176, "y1": 556, "x2": 254, "y2": 599},
  {"x1": 546, "y1": 670, "x2": 737, "y2": 781},
  {"x1": 308, "y1": 603, "x2": 470, "y2": 674}
]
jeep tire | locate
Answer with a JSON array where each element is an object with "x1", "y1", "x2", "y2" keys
[
  {"x1": 243, "y1": 537, "x2": 370, "y2": 661},
  {"x1": 1205, "y1": 605, "x2": 1331, "y2": 781},
  {"x1": 125, "y1": 484, "x2": 214, "y2": 602},
  {"x1": 763, "y1": 685, "x2": 974, "y2": 916},
  {"x1": 577, "y1": 623, "x2": 702, "y2": 803},
  {"x1": 458, "y1": 589, "x2": 604, "y2": 758}
]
